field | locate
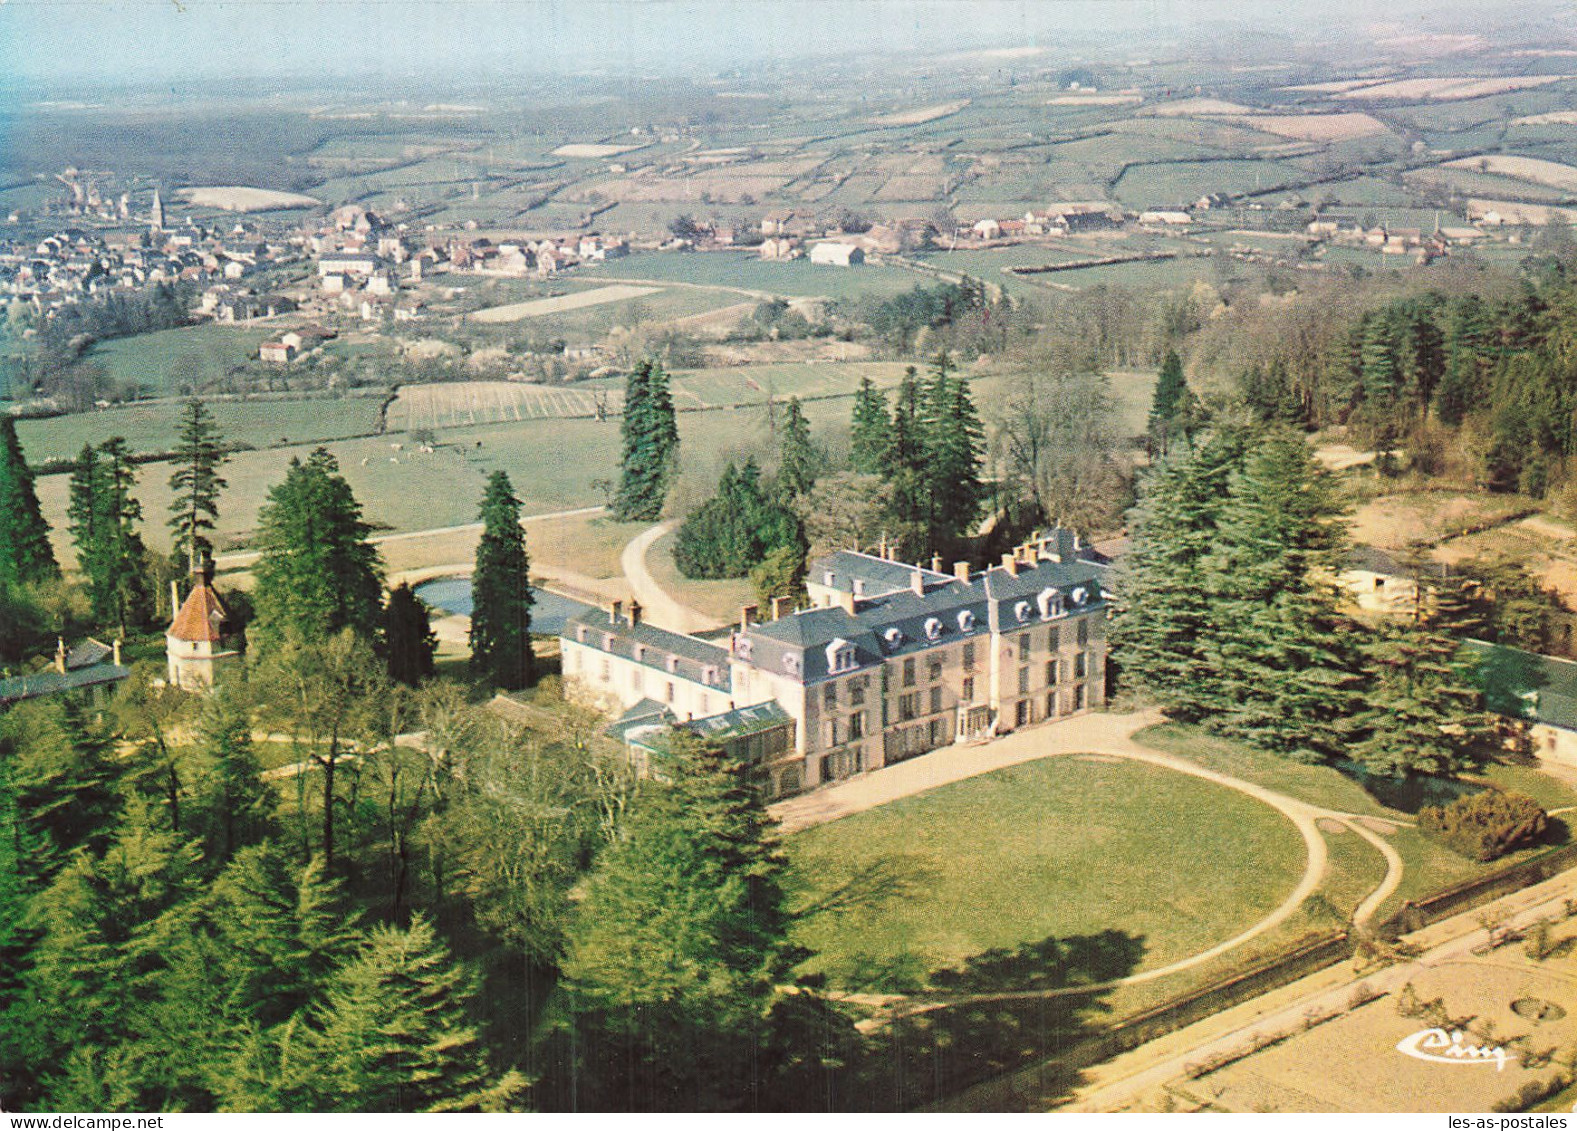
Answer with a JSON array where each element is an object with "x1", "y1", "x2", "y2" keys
[
  {"x1": 551, "y1": 142, "x2": 648, "y2": 159},
  {"x1": 579, "y1": 252, "x2": 922, "y2": 300},
  {"x1": 85, "y1": 323, "x2": 277, "y2": 399},
  {"x1": 176, "y1": 186, "x2": 322, "y2": 211},
  {"x1": 469, "y1": 284, "x2": 664, "y2": 324},
  {"x1": 1443, "y1": 154, "x2": 1577, "y2": 193},
  {"x1": 17, "y1": 394, "x2": 385, "y2": 463},
  {"x1": 788, "y1": 756, "x2": 1306, "y2": 987},
  {"x1": 1239, "y1": 113, "x2": 1390, "y2": 142},
  {"x1": 870, "y1": 100, "x2": 970, "y2": 128},
  {"x1": 385, "y1": 381, "x2": 611, "y2": 430},
  {"x1": 1335, "y1": 75, "x2": 1572, "y2": 101}
]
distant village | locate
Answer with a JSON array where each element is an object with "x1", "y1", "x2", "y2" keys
[{"x1": 0, "y1": 163, "x2": 1521, "y2": 371}]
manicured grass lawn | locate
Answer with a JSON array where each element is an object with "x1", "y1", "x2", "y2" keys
[
  {"x1": 1135, "y1": 723, "x2": 1577, "y2": 925},
  {"x1": 1135, "y1": 723, "x2": 1398, "y2": 817},
  {"x1": 786, "y1": 756, "x2": 1306, "y2": 990}
]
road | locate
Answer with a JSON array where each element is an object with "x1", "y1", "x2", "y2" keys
[{"x1": 617, "y1": 521, "x2": 722, "y2": 634}]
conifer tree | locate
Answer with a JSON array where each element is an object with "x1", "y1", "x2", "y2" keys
[
  {"x1": 469, "y1": 472, "x2": 534, "y2": 690},
  {"x1": 776, "y1": 396, "x2": 816, "y2": 500},
  {"x1": 923, "y1": 361, "x2": 985, "y2": 546},
  {"x1": 1354, "y1": 618, "x2": 1488, "y2": 777},
  {"x1": 167, "y1": 398, "x2": 229, "y2": 565},
  {"x1": 848, "y1": 377, "x2": 890, "y2": 475},
  {"x1": 383, "y1": 582, "x2": 437, "y2": 688},
  {"x1": 1201, "y1": 427, "x2": 1362, "y2": 758},
  {"x1": 66, "y1": 437, "x2": 154, "y2": 635},
  {"x1": 268, "y1": 917, "x2": 524, "y2": 1112},
  {"x1": 250, "y1": 448, "x2": 385, "y2": 652},
  {"x1": 612, "y1": 358, "x2": 679, "y2": 521},
  {"x1": 558, "y1": 729, "x2": 801, "y2": 1109},
  {"x1": 1109, "y1": 431, "x2": 1247, "y2": 719},
  {"x1": 190, "y1": 695, "x2": 276, "y2": 863},
  {"x1": 0, "y1": 415, "x2": 57, "y2": 590}
]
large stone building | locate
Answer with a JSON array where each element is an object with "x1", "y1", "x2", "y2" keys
[{"x1": 560, "y1": 530, "x2": 1110, "y2": 797}]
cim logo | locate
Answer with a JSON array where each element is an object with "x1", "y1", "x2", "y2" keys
[{"x1": 1395, "y1": 1028, "x2": 1514, "y2": 1071}]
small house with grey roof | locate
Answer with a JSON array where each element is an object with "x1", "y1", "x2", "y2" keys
[{"x1": 561, "y1": 529, "x2": 1110, "y2": 798}]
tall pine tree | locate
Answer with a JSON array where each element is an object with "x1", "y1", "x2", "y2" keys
[
  {"x1": 612, "y1": 358, "x2": 679, "y2": 521},
  {"x1": 68, "y1": 437, "x2": 153, "y2": 635},
  {"x1": 250, "y1": 449, "x2": 385, "y2": 652},
  {"x1": 776, "y1": 396, "x2": 816, "y2": 500},
  {"x1": 469, "y1": 472, "x2": 534, "y2": 690},
  {"x1": 848, "y1": 377, "x2": 890, "y2": 475},
  {"x1": 0, "y1": 415, "x2": 58, "y2": 589},
  {"x1": 167, "y1": 398, "x2": 229, "y2": 565},
  {"x1": 1201, "y1": 427, "x2": 1362, "y2": 759},
  {"x1": 383, "y1": 583, "x2": 437, "y2": 687}
]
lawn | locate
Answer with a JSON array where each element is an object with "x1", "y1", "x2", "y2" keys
[
  {"x1": 1134, "y1": 723, "x2": 1577, "y2": 925},
  {"x1": 787, "y1": 755, "x2": 1307, "y2": 990}
]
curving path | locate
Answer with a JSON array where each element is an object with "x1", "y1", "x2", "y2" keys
[
  {"x1": 618, "y1": 521, "x2": 722, "y2": 634},
  {"x1": 771, "y1": 710, "x2": 1408, "y2": 1018}
]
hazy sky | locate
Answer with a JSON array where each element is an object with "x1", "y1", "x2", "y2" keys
[{"x1": 0, "y1": 0, "x2": 1554, "y2": 92}]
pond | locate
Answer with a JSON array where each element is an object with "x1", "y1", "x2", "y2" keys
[{"x1": 414, "y1": 577, "x2": 596, "y2": 637}]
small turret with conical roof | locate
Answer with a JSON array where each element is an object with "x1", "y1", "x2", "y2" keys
[{"x1": 165, "y1": 553, "x2": 238, "y2": 691}]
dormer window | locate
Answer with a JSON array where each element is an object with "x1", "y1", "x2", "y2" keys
[
  {"x1": 1072, "y1": 586, "x2": 1090, "y2": 606},
  {"x1": 666, "y1": 654, "x2": 679, "y2": 673},
  {"x1": 1014, "y1": 601, "x2": 1031, "y2": 623},
  {"x1": 602, "y1": 633, "x2": 615, "y2": 651},
  {"x1": 576, "y1": 626, "x2": 588, "y2": 643},
  {"x1": 735, "y1": 637, "x2": 753, "y2": 660},
  {"x1": 825, "y1": 638, "x2": 856, "y2": 673},
  {"x1": 1037, "y1": 587, "x2": 1060, "y2": 619},
  {"x1": 703, "y1": 665, "x2": 718, "y2": 686},
  {"x1": 957, "y1": 610, "x2": 975, "y2": 633},
  {"x1": 924, "y1": 617, "x2": 942, "y2": 640},
  {"x1": 883, "y1": 626, "x2": 904, "y2": 650},
  {"x1": 782, "y1": 653, "x2": 801, "y2": 676},
  {"x1": 633, "y1": 644, "x2": 646, "y2": 662}
]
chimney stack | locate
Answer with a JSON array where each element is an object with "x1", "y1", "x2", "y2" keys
[
  {"x1": 609, "y1": 599, "x2": 623, "y2": 624},
  {"x1": 910, "y1": 569, "x2": 925, "y2": 596},
  {"x1": 852, "y1": 578, "x2": 865, "y2": 600},
  {"x1": 771, "y1": 595, "x2": 793, "y2": 620},
  {"x1": 740, "y1": 604, "x2": 759, "y2": 631},
  {"x1": 955, "y1": 561, "x2": 971, "y2": 584},
  {"x1": 628, "y1": 598, "x2": 642, "y2": 627},
  {"x1": 1001, "y1": 552, "x2": 1019, "y2": 577},
  {"x1": 931, "y1": 554, "x2": 943, "y2": 573}
]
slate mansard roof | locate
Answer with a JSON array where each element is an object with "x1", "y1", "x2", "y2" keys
[
  {"x1": 567, "y1": 609, "x2": 733, "y2": 693},
  {"x1": 741, "y1": 552, "x2": 1108, "y2": 685}
]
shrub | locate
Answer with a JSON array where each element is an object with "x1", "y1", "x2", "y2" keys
[{"x1": 1418, "y1": 788, "x2": 1548, "y2": 862}]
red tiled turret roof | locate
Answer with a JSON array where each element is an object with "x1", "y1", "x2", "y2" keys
[{"x1": 169, "y1": 579, "x2": 229, "y2": 643}]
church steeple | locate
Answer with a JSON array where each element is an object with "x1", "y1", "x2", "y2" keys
[{"x1": 150, "y1": 188, "x2": 164, "y2": 233}]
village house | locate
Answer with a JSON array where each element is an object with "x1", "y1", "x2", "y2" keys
[
  {"x1": 759, "y1": 236, "x2": 800, "y2": 260},
  {"x1": 561, "y1": 531, "x2": 1109, "y2": 798},
  {"x1": 259, "y1": 340, "x2": 294, "y2": 363},
  {"x1": 808, "y1": 241, "x2": 864, "y2": 267}
]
